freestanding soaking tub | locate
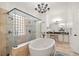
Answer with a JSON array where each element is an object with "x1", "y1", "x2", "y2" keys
[{"x1": 29, "y1": 38, "x2": 55, "y2": 56}]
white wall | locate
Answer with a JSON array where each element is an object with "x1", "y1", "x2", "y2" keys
[{"x1": 70, "y1": 3, "x2": 79, "y2": 53}]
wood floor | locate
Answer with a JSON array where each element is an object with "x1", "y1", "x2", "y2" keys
[{"x1": 56, "y1": 41, "x2": 79, "y2": 56}]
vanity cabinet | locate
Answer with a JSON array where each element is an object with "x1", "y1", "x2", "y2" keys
[
  {"x1": 50, "y1": 34, "x2": 58, "y2": 41},
  {"x1": 46, "y1": 32, "x2": 69, "y2": 43},
  {"x1": 58, "y1": 34, "x2": 69, "y2": 43}
]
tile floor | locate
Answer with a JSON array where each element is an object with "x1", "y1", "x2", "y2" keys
[{"x1": 56, "y1": 41, "x2": 79, "y2": 56}]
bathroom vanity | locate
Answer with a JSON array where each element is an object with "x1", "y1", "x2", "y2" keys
[{"x1": 45, "y1": 32, "x2": 69, "y2": 43}]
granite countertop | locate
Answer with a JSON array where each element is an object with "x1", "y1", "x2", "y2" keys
[{"x1": 46, "y1": 32, "x2": 69, "y2": 35}]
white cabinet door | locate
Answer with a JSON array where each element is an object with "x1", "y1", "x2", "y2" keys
[
  {"x1": 58, "y1": 34, "x2": 63, "y2": 42},
  {"x1": 64, "y1": 35, "x2": 69, "y2": 42},
  {"x1": 58, "y1": 34, "x2": 69, "y2": 42}
]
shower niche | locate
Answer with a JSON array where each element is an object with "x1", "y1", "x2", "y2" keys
[{"x1": 7, "y1": 8, "x2": 40, "y2": 47}]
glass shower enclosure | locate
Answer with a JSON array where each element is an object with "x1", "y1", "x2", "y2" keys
[{"x1": 7, "y1": 8, "x2": 41, "y2": 55}]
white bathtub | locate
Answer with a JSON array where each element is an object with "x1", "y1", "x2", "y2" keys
[{"x1": 29, "y1": 38, "x2": 55, "y2": 56}]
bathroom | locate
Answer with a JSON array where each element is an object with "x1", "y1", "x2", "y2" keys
[{"x1": 0, "y1": 2, "x2": 79, "y2": 56}]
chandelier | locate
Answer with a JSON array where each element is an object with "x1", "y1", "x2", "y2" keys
[{"x1": 35, "y1": 3, "x2": 50, "y2": 13}]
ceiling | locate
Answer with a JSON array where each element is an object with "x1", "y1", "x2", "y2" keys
[{"x1": 0, "y1": 2, "x2": 79, "y2": 11}]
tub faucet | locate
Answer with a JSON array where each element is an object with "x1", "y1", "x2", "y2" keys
[{"x1": 41, "y1": 32, "x2": 48, "y2": 38}]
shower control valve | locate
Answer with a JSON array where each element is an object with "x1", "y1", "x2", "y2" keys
[{"x1": 8, "y1": 31, "x2": 12, "y2": 34}]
